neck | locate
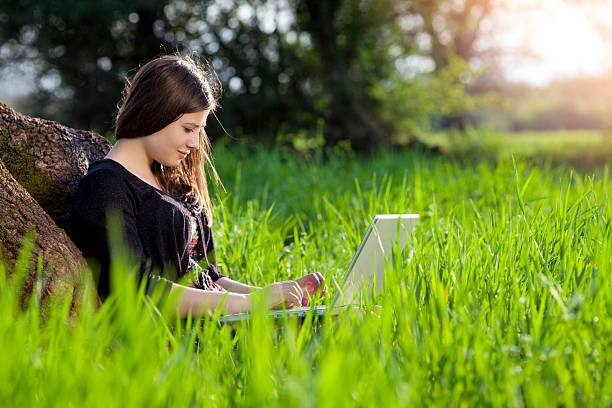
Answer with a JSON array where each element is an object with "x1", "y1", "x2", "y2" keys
[{"x1": 105, "y1": 138, "x2": 160, "y2": 187}]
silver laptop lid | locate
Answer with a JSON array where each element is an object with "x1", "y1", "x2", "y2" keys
[{"x1": 332, "y1": 214, "x2": 419, "y2": 307}]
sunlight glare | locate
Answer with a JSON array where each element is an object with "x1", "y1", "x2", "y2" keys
[{"x1": 496, "y1": 0, "x2": 612, "y2": 85}]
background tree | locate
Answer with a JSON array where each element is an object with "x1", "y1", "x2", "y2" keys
[
  {"x1": 395, "y1": 0, "x2": 504, "y2": 129},
  {"x1": 168, "y1": 0, "x2": 415, "y2": 149},
  {"x1": 0, "y1": 0, "x2": 490, "y2": 150},
  {"x1": 0, "y1": 0, "x2": 177, "y2": 131}
]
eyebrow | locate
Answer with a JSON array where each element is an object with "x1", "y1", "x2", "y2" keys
[{"x1": 183, "y1": 122, "x2": 206, "y2": 128}]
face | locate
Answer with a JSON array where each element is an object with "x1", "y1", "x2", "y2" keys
[{"x1": 143, "y1": 110, "x2": 209, "y2": 167}]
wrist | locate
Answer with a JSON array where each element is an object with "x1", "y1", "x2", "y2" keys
[{"x1": 242, "y1": 293, "x2": 252, "y2": 313}]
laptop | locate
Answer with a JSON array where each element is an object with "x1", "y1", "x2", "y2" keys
[{"x1": 218, "y1": 214, "x2": 419, "y2": 323}]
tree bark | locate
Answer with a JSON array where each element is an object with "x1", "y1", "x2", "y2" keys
[
  {"x1": 0, "y1": 159, "x2": 95, "y2": 316},
  {"x1": 0, "y1": 102, "x2": 110, "y2": 315},
  {"x1": 0, "y1": 102, "x2": 111, "y2": 232}
]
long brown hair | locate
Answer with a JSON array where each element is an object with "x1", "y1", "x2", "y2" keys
[{"x1": 115, "y1": 54, "x2": 222, "y2": 224}]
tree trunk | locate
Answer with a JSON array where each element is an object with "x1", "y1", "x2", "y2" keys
[
  {"x1": 0, "y1": 102, "x2": 111, "y2": 233},
  {"x1": 0, "y1": 102, "x2": 110, "y2": 315},
  {"x1": 0, "y1": 159, "x2": 95, "y2": 316}
]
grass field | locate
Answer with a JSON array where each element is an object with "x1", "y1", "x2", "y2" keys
[
  {"x1": 424, "y1": 129, "x2": 612, "y2": 169},
  {"x1": 1, "y1": 140, "x2": 611, "y2": 406}
]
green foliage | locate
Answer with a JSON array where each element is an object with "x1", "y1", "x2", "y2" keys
[
  {"x1": 171, "y1": 0, "x2": 430, "y2": 149},
  {"x1": 2, "y1": 145, "x2": 611, "y2": 406},
  {"x1": 0, "y1": 0, "x2": 490, "y2": 150},
  {"x1": 372, "y1": 57, "x2": 492, "y2": 143},
  {"x1": 0, "y1": 0, "x2": 176, "y2": 129}
]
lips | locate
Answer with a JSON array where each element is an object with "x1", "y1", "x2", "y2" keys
[{"x1": 178, "y1": 150, "x2": 189, "y2": 159}]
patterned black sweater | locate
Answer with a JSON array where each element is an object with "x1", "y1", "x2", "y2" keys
[{"x1": 70, "y1": 159, "x2": 223, "y2": 300}]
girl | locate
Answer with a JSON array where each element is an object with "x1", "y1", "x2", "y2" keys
[{"x1": 71, "y1": 54, "x2": 325, "y2": 317}]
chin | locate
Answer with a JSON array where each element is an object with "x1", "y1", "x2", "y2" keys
[{"x1": 158, "y1": 160, "x2": 181, "y2": 168}]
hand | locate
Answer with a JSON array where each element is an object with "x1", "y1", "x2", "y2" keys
[
  {"x1": 295, "y1": 272, "x2": 326, "y2": 306},
  {"x1": 261, "y1": 281, "x2": 305, "y2": 309}
]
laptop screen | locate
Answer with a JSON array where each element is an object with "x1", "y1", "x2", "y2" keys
[{"x1": 332, "y1": 214, "x2": 419, "y2": 307}]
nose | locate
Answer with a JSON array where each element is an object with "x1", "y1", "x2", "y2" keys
[{"x1": 186, "y1": 131, "x2": 199, "y2": 150}]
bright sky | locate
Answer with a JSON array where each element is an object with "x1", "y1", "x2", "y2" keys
[{"x1": 492, "y1": 0, "x2": 612, "y2": 85}]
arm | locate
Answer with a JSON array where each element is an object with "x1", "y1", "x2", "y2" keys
[
  {"x1": 170, "y1": 282, "x2": 249, "y2": 317},
  {"x1": 216, "y1": 277, "x2": 261, "y2": 294},
  {"x1": 217, "y1": 273, "x2": 326, "y2": 304},
  {"x1": 170, "y1": 280, "x2": 306, "y2": 317}
]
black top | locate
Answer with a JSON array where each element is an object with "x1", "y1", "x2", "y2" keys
[{"x1": 70, "y1": 159, "x2": 223, "y2": 299}]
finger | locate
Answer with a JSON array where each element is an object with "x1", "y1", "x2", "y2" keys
[
  {"x1": 315, "y1": 274, "x2": 326, "y2": 294},
  {"x1": 312, "y1": 272, "x2": 321, "y2": 284},
  {"x1": 298, "y1": 283, "x2": 309, "y2": 306},
  {"x1": 300, "y1": 275, "x2": 317, "y2": 295},
  {"x1": 315, "y1": 272, "x2": 325, "y2": 284},
  {"x1": 295, "y1": 283, "x2": 305, "y2": 301},
  {"x1": 290, "y1": 280, "x2": 302, "y2": 295},
  {"x1": 312, "y1": 274, "x2": 322, "y2": 293},
  {"x1": 286, "y1": 292, "x2": 301, "y2": 308},
  {"x1": 305, "y1": 274, "x2": 318, "y2": 291},
  {"x1": 281, "y1": 283, "x2": 296, "y2": 305},
  {"x1": 294, "y1": 282, "x2": 305, "y2": 300}
]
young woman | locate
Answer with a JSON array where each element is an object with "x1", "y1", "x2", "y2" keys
[{"x1": 71, "y1": 54, "x2": 325, "y2": 317}]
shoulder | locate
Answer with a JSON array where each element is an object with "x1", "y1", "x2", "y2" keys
[
  {"x1": 73, "y1": 160, "x2": 141, "y2": 215},
  {"x1": 80, "y1": 159, "x2": 131, "y2": 188},
  {"x1": 77, "y1": 161, "x2": 128, "y2": 195}
]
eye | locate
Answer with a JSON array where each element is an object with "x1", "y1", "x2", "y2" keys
[{"x1": 184, "y1": 127, "x2": 195, "y2": 134}]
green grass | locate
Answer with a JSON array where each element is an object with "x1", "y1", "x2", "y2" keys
[
  {"x1": 1, "y1": 144, "x2": 611, "y2": 406},
  {"x1": 424, "y1": 129, "x2": 612, "y2": 168}
]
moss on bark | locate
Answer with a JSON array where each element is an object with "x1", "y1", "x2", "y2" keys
[
  {"x1": 0, "y1": 223, "x2": 20, "y2": 262},
  {"x1": 0, "y1": 131, "x2": 72, "y2": 229}
]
